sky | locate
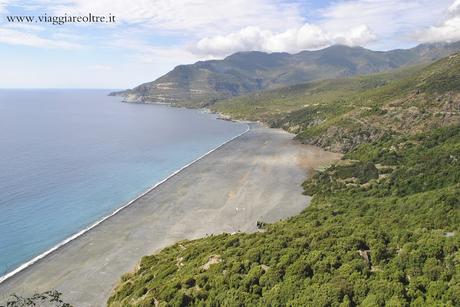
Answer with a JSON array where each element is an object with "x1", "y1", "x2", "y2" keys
[{"x1": 0, "y1": 0, "x2": 460, "y2": 89}]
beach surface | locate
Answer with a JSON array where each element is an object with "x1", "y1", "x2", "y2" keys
[{"x1": 0, "y1": 125, "x2": 340, "y2": 306}]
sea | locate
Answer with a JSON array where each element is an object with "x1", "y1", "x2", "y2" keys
[{"x1": 0, "y1": 89, "x2": 247, "y2": 279}]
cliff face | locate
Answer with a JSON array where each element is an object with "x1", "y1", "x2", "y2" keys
[{"x1": 111, "y1": 42, "x2": 460, "y2": 107}]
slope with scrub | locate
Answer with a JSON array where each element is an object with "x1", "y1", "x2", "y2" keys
[{"x1": 107, "y1": 53, "x2": 460, "y2": 307}]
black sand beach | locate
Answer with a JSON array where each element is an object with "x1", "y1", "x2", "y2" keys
[{"x1": 0, "y1": 126, "x2": 340, "y2": 306}]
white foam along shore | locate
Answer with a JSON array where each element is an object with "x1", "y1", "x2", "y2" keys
[{"x1": 0, "y1": 124, "x2": 250, "y2": 285}]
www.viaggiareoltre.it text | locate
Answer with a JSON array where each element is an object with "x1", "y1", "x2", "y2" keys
[{"x1": 6, "y1": 13, "x2": 116, "y2": 25}]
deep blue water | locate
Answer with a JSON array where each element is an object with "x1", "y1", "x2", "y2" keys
[{"x1": 0, "y1": 89, "x2": 246, "y2": 276}]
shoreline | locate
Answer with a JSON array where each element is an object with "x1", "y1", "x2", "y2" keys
[
  {"x1": 0, "y1": 124, "x2": 250, "y2": 285},
  {"x1": 0, "y1": 126, "x2": 341, "y2": 306}
]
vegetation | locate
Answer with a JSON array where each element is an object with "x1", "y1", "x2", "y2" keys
[
  {"x1": 108, "y1": 126, "x2": 459, "y2": 306},
  {"x1": 112, "y1": 43, "x2": 460, "y2": 106},
  {"x1": 214, "y1": 53, "x2": 460, "y2": 153},
  {"x1": 0, "y1": 291, "x2": 72, "y2": 307},
  {"x1": 108, "y1": 53, "x2": 460, "y2": 306},
  {"x1": 211, "y1": 65, "x2": 422, "y2": 122}
]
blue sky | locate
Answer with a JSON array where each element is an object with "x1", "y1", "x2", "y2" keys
[{"x1": 0, "y1": 0, "x2": 459, "y2": 88}]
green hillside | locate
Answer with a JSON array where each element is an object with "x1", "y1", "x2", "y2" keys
[
  {"x1": 107, "y1": 54, "x2": 460, "y2": 306},
  {"x1": 111, "y1": 43, "x2": 460, "y2": 107},
  {"x1": 210, "y1": 64, "x2": 422, "y2": 122},
  {"x1": 214, "y1": 53, "x2": 460, "y2": 153}
]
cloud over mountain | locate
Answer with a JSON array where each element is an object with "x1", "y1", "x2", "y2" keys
[
  {"x1": 192, "y1": 24, "x2": 376, "y2": 57},
  {"x1": 418, "y1": 0, "x2": 460, "y2": 43}
]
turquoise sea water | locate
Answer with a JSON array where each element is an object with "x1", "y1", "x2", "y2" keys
[{"x1": 0, "y1": 89, "x2": 246, "y2": 277}]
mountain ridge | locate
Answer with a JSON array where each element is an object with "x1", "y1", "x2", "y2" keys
[
  {"x1": 108, "y1": 51, "x2": 460, "y2": 307},
  {"x1": 111, "y1": 42, "x2": 460, "y2": 107},
  {"x1": 211, "y1": 51, "x2": 460, "y2": 153}
]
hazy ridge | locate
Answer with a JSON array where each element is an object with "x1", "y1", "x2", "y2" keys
[{"x1": 111, "y1": 42, "x2": 460, "y2": 108}]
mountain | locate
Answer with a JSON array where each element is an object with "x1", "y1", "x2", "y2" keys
[
  {"x1": 111, "y1": 42, "x2": 460, "y2": 107},
  {"x1": 108, "y1": 52, "x2": 460, "y2": 306},
  {"x1": 212, "y1": 51, "x2": 460, "y2": 153},
  {"x1": 210, "y1": 63, "x2": 423, "y2": 122}
]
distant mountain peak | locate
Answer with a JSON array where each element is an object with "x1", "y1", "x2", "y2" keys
[{"x1": 112, "y1": 41, "x2": 460, "y2": 108}]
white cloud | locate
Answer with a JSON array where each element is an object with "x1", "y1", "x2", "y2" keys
[
  {"x1": 320, "y1": 0, "x2": 450, "y2": 33},
  {"x1": 4, "y1": 0, "x2": 454, "y2": 57},
  {"x1": 318, "y1": 0, "x2": 452, "y2": 49},
  {"x1": 449, "y1": 0, "x2": 460, "y2": 13},
  {"x1": 2, "y1": 0, "x2": 460, "y2": 88},
  {"x1": 419, "y1": 17, "x2": 460, "y2": 43},
  {"x1": 191, "y1": 0, "x2": 456, "y2": 57},
  {"x1": 192, "y1": 24, "x2": 376, "y2": 57},
  {"x1": 50, "y1": 0, "x2": 303, "y2": 35},
  {"x1": 0, "y1": 0, "x2": 11, "y2": 13},
  {"x1": 331, "y1": 25, "x2": 376, "y2": 47},
  {"x1": 0, "y1": 0, "x2": 304, "y2": 56},
  {"x1": 109, "y1": 36, "x2": 199, "y2": 64},
  {"x1": 0, "y1": 1, "x2": 84, "y2": 50},
  {"x1": 2, "y1": 22, "x2": 45, "y2": 32},
  {"x1": 0, "y1": 27, "x2": 81, "y2": 49},
  {"x1": 417, "y1": 0, "x2": 460, "y2": 43}
]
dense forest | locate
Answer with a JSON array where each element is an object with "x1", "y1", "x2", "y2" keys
[{"x1": 108, "y1": 54, "x2": 460, "y2": 306}]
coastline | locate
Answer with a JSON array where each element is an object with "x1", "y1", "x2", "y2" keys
[
  {"x1": 0, "y1": 123, "x2": 250, "y2": 285},
  {"x1": 0, "y1": 126, "x2": 341, "y2": 306}
]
